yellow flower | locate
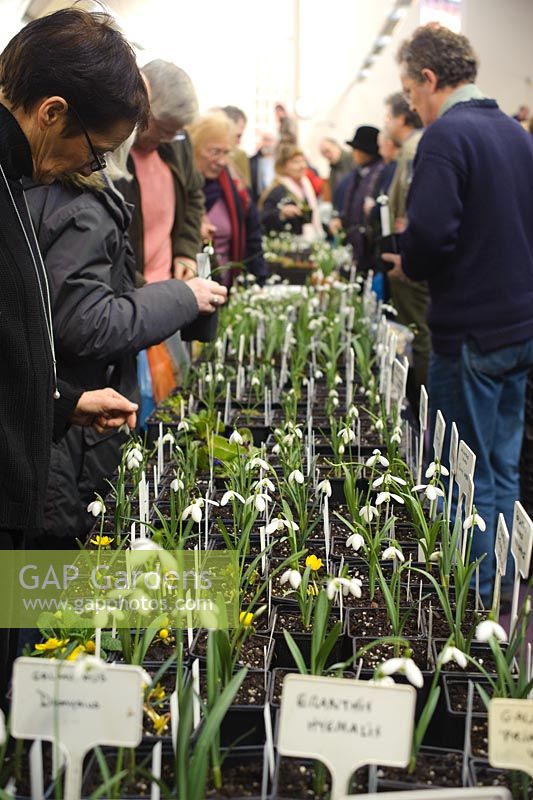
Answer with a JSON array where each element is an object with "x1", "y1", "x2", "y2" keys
[
  {"x1": 90, "y1": 535, "x2": 114, "y2": 548},
  {"x1": 307, "y1": 584, "x2": 319, "y2": 596},
  {"x1": 66, "y1": 644, "x2": 86, "y2": 661},
  {"x1": 239, "y1": 611, "x2": 254, "y2": 627},
  {"x1": 152, "y1": 713, "x2": 170, "y2": 736},
  {"x1": 35, "y1": 637, "x2": 69, "y2": 652},
  {"x1": 84, "y1": 640, "x2": 96, "y2": 654},
  {"x1": 158, "y1": 628, "x2": 170, "y2": 640},
  {"x1": 305, "y1": 554, "x2": 323, "y2": 572}
]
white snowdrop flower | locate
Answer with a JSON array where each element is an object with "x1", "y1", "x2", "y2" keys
[
  {"x1": 475, "y1": 620, "x2": 507, "y2": 644},
  {"x1": 283, "y1": 433, "x2": 295, "y2": 446},
  {"x1": 412, "y1": 484, "x2": 445, "y2": 502},
  {"x1": 272, "y1": 443, "x2": 281, "y2": 455},
  {"x1": 347, "y1": 405, "x2": 359, "y2": 420},
  {"x1": 376, "y1": 491, "x2": 404, "y2": 506},
  {"x1": 203, "y1": 244, "x2": 214, "y2": 255},
  {"x1": 161, "y1": 432, "x2": 175, "y2": 445},
  {"x1": 216, "y1": 372, "x2": 225, "y2": 382},
  {"x1": 429, "y1": 550, "x2": 442, "y2": 562},
  {"x1": 170, "y1": 477, "x2": 184, "y2": 492},
  {"x1": 359, "y1": 505, "x2": 379, "y2": 523},
  {"x1": 379, "y1": 658, "x2": 424, "y2": 689},
  {"x1": 331, "y1": 397, "x2": 339, "y2": 408},
  {"x1": 254, "y1": 477, "x2": 276, "y2": 493},
  {"x1": 128, "y1": 447, "x2": 143, "y2": 462},
  {"x1": 288, "y1": 469, "x2": 305, "y2": 485},
  {"x1": 294, "y1": 427, "x2": 303, "y2": 439},
  {"x1": 220, "y1": 490, "x2": 245, "y2": 506},
  {"x1": 464, "y1": 513, "x2": 486, "y2": 532},
  {"x1": 177, "y1": 420, "x2": 190, "y2": 432},
  {"x1": 204, "y1": 374, "x2": 213, "y2": 383},
  {"x1": 314, "y1": 369, "x2": 324, "y2": 379},
  {"x1": 365, "y1": 450, "x2": 389, "y2": 468},
  {"x1": 265, "y1": 518, "x2": 284, "y2": 534},
  {"x1": 126, "y1": 455, "x2": 141, "y2": 470},
  {"x1": 439, "y1": 646, "x2": 468, "y2": 669},
  {"x1": 246, "y1": 457, "x2": 272, "y2": 472},
  {"x1": 182, "y1": 499, "x2": 204, "y2": 523},
  {"x1": 369, "y1": 675, "x2": 395, "y2": 687},
  {"x1": 425, "y1": 461, "x2": 449, "y2": 479},
  {"x1": 280, "y1": 569, "x2": 302, "y2": 590},
  {"x1": 316, "y1": 479, "x2": 332, "y2": 498},
  {"x1": 334, "y1": 374, "x2": 343, "y2": 385},
  {"x1": 374, "y1": 418, "x2": 384, "y2": 431},
  {"x1": 328, "y1": 389, "x2": 339, "y2": 398},
  {"x1": 326, "y1": 577, "x2": 350, "y2": 600},
  {"x1": 346, "y1": 533, "x2": 365, "y2": 552},
  {"x1": 338, "y1": 443, "x2": 345, "y2": 455},
  {"x1": 372, "y1": 474, "x2": 407, "y2": 489},
  {"x1": 381, "y1": 304, "x2": 398, "y2": 317},
  {"x1": 87, "y1": 499, "x2": 106, "y2": 517},
  {"x1": 391, "y1": 429, "x2": 402, "y2": 444},
  {"x1": 346, "y1": 577, "x2": 363, "y2": 598},
  {"x1": 252, "y1": 493, "x2": 271, "y2": 512},
  {"x1": 72, "y1": 653, "x2": 107, "y2": 679},
  {"x1": 130, "y1": 537, "x2": 161, "y2": 551},
  {"x1": 382, "y1": 546, "x2": 405, "y2": 562},
  {"x1": 229, "y1": 430, "x2": 244, "y2": 446},
  {"x1": 339, "y1": 427, "x2": 356, "y2": 445},
  {"x1": 251, "y1": 376, "x2": 261, "y2": 387}
]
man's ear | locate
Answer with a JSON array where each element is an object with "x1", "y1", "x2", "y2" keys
[
  {"x1": 420, "y1": 68, "x2": 439, "y2": 91},
  {"x1": 35, "y1": 96, "x2": 69, "y2": 130}
]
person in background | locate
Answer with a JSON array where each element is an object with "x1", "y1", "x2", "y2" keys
[
  {"x1": 383, "y1": 24, "x2": 533, "y2": 607},
  {"x1": 25, "y1": 136, "x2": 227, "y2": 547},
  {"x1": 258, "y1": 143, "x2": 324, "y2": 241},
  {"x1": 319, "y1": 137, "x2": 353, "y2": 200},
  {"x1": 250, "y1": 131, "x2": 277, "y2": 203},
  {"x1": 189, "y1": 111, "x2": 268, "y2": 286},
  {"x1": 383, "y1": 92, "x2": 428, "y2": 409},
  {"x1": 275, "y1": 102, "x2": 298, "y2": 145},
  {"x1": 329, "y1": 125, "x2": 383, "y2": 273},
  {"x1": 0, "y1": 7, "x2": 148, "y2": 704},
  {"x1": 117, "y1": 60, "x2": 203, "y2": 285},
  {"x1": 512, "y1": 104, "x2": 530, "y2": 124},
  {"x1": 222, "y1": 105, "x2": 252, "y2": 188}
]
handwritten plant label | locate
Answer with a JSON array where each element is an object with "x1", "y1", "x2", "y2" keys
[
  {"x1": 391, "y1": 358, "x2": 408, "y2": 412},
  {"x1": 489, "y1": 698, "x2": 533, "y2": 779},
  {"x1": 455, "y1": 440, "x2": 476, "y2": 498},
  {"x1": 511, "y1": 501, "x2": 533, "y2": 578},
  {"x1": 433, "y1": 411, "x2": 446, "y2": 462},
  {"x1": 495, "y1": 514, "x2": 510, "y2": 577},
  {"x1": 347, "y1": 789, "x2": 512, "y2": 800},
  {"x1": 11, "y1": 657, "x2": 144, "y2": 800},
  {"x1": 277, "y1": 675, "x2": 415, "y2": 800}
]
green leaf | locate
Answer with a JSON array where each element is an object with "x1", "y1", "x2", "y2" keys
[{"x1": 283, "y1": 630, "x2": 308, "y2": 675}]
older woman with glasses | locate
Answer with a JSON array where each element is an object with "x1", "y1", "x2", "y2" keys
[{"x1": 189, "y1": 111, "x2": 268, "y2": 286}]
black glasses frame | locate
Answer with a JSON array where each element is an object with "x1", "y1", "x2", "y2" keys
[{"x1": 68, "y1": 107, "x2": 107, "y2": 172}]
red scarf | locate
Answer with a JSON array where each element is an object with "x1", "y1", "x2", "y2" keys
[{"x1": 218, "y1": 167, "x2": 249, "y2": 263}]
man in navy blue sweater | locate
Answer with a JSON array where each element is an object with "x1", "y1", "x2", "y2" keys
[{"x1": 383, "y1": 24, "x2": 533, "y2": 606}]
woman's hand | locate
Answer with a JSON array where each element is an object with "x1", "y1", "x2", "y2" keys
[{"x1": 280, "y1": 203, "x2": 302, "y2": 220}]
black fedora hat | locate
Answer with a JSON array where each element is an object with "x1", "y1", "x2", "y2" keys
[{"x1": 345, "y1": 125, "x2": 380, "y2": 156}]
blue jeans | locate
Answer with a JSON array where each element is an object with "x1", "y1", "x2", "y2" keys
[{"x1": 429, "y1": 339, "x2": 533, "y2": 602}]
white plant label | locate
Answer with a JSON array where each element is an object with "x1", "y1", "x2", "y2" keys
[
  {"x1": 455, "y1": 440, "x2": 476, "y2": 498},
  {"x1": 433, "y1": 410, "x2": 446, "y2": 462},
  {"x1": 495, "y1": 514, "x2": 510, "y2": 577},
  {"x1": 195, "y1": 252, "x2": 210, "y2": 279},
  {"x1": 511, "y1": 501, "x2": 533, "y2": 578},
  {"x1": 489, "y1": 698, "x2": 533, "y2": 779},
  {"x1": 277, "y1": 675, "x2": 415, "y2": 800},
  {"x1": 348, "y1": 789, "x2": 512, "y2": 800},
  {"x1": 449, "y1": 422, "x2": 459, "y2": 474},
  {"x1": 419, "y1": 385, "x2": 428, "y2": 431},
  {"x1": 11, "y1": 657, "x2": 144, "y2": 800},
  {"x1": 391, "y1": 358, "x2": 408, "y2": 413}
]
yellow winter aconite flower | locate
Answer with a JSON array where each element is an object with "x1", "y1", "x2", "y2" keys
[
  {"x1": 239, "y1": 611, "x2": 254, "y2": 627},
  {"x1": 90, "y1": 535, "x2": 114, "y2": 548},
  {"x1": 158, "y1": 628, "x2": 170, "y2": 640},
  {"x1": 35, "y1": 637, "x2": 69, "y2": 652},
  {"x1": 305, "y1": 554, "x2": 323, "y2": 571},
  {"x1": 152, "y1": 713, "x2": 170, "y2": 736},
  {"x1": 66, "y1": 644, "x2": 86, "y2": 661},
  {"x1": 84, "y1": 640, "x2": 96, "y2": 654}
]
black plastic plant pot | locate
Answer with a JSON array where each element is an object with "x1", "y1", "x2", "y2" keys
[
  {"x1": 271, "y1": 604, "x2": 349, "y2": 669},
  {"x1": 443, "y1": 676, "x2": 491, "y2": 718},
  {"x1": 189, "y1": 630, "x2": 275, "y2": 671},
  {"x1": 375, "y1": 746, "x2": 466, "y2": 791},
  {"x1": 345, "y1": 605, "x2": 426, "y2": 642},
  {"x1": 272, "y1": 753, "x2": 335, "y2": 799},
  {"x1": 205, "y1": 745, "x2": 269, "y2": 799},
  {"x1": 431, "y1": 639, "x2": 509, "y2": 679},
  {"x1": 469, "y1": 757, "x2": 531, "y2": 795},
  {"x1": 82, "y1": 741, "x2": 175, "y2": 799},
  {"x1": 0, "y1": 740, "x2": 68, "y2": 800}
]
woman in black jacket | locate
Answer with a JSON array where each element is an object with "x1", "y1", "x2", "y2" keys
[{"x1": 25, "y1": 167, "x2": 224, "y2": 544}]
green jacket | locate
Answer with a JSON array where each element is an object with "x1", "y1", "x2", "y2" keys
[
  {"x1": 388, "y1": 129, "x2": 423, "y2": 225},
  {"x1": 116, "y1": 131, "x2": 204, "y2": 279}
]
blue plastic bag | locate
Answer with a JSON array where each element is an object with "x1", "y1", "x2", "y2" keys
[{"x1": 137, "y1": 350, "x2": 155, "y2": 430}]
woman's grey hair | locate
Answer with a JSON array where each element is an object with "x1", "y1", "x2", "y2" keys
[
  {"x1": 105, "y1": 127, "x2": 136, "y2": 182},
  {"x1": 141, "y1": 59, "x2": 198, "y2": 126}
]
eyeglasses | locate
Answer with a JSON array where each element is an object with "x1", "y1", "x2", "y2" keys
[
  {"x1": 206, "y1": 146, "x2": 231, "y2": 160},
  {"x1": 69, "y1": 106, "x2": 107, "y2": 172}
]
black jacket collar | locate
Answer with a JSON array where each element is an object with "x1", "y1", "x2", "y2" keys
[{"x1": 0, "y1": 102, "x2": 33, "y2": 180}]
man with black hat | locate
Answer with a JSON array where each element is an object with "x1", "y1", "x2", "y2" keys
[{"x1": 329, "y1": 125, "x2": 383, "y2": 273}]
